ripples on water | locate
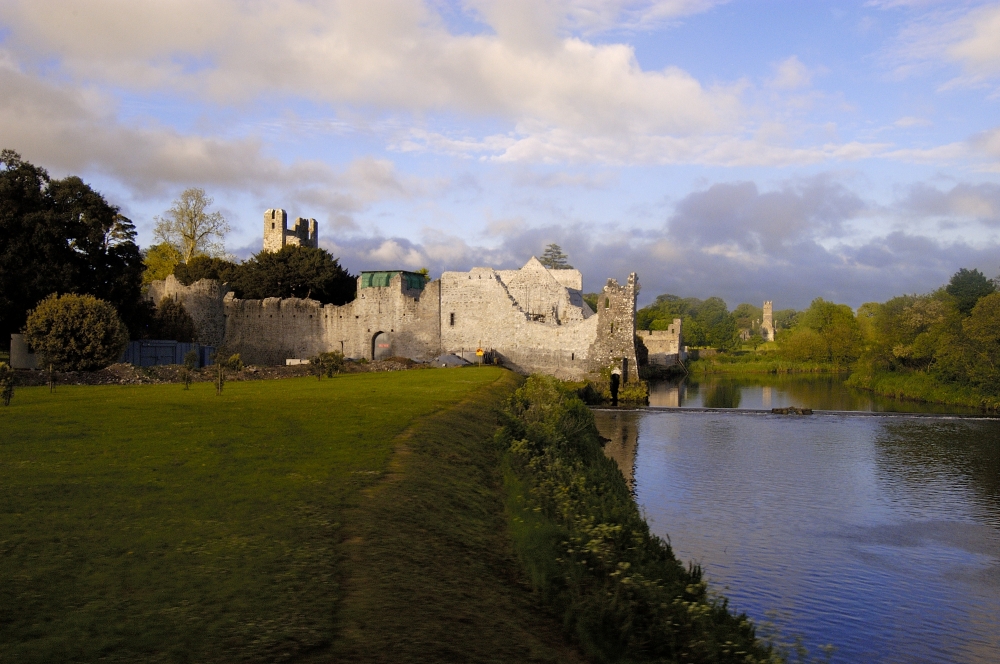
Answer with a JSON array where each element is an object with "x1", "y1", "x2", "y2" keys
[{"x1": 594, "y1": 380, "x2": 1000, "y2": 664}]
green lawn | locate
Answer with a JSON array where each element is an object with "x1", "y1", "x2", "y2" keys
[{"x1": 0, "y1": 368, "x2": 521, "y2": 663}]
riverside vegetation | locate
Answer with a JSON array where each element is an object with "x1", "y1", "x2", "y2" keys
[
  {"x1": 500, "y1": 375, "x2": 777, "y2": 663},
  {"x1": 643, "y1": 268, "x2": 1000, "y2": 410}
]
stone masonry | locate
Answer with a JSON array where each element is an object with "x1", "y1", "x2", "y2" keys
[
  {"x1": 761, "y1": 300, "x2": 775, "y2": 341},
  {"x1": 149, "y1": 255, "x2": 642, "y2": 380},
  {"x1": 636, "y1": 318, "x2": 685, "y2": 367},
  {"x1": 262, "y1": 209, "x2": 318, "y2": 252}
]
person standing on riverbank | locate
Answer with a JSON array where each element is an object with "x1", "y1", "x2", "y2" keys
[{"x1": 611, "y1": 367, "x2": 621, "y2": 406}]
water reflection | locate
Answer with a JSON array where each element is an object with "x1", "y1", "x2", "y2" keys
[
  {"x1": 593, "y1": 410, "x2": 639, "y2": 489},
  {"x1": 623, "y1": 408, "x2": 1000, "y2": 663},
  {"x1": 649, "y1": 374, "x2": 986, "y2": 415}
]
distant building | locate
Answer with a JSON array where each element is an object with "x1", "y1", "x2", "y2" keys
[
  {"x1": 761, "y1": 300, "x2": 775, "y2": 341},
  {"x1": 262, "y1": 208, "x2": 318, "y2": 252}
]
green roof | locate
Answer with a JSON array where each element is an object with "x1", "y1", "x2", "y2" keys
[{"x1": 360, "y1": 271, "x2": 427, "y2": 291}]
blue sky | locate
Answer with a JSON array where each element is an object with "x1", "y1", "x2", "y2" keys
[{"x1": 2, "y1": 0, "x2": 999, "y2": 308}]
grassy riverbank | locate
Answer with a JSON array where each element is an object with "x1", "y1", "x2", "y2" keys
[
  {"x1": 1, "y1": 367, "x2": 582, "y2": 662},
  {"x1": 499, "y1": 376, "x2": 775, "y2": 663},
  {"x1": 845, "y1": 370, "x2": 1000, "y2": 411}
]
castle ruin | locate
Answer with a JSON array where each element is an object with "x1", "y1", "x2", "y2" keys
[
  {"x1": 262, "y1": 209, "x2": 318, "y2": 252},
  {"x1": 149, "y1": 245, "x2": 643, "y2": 380}
]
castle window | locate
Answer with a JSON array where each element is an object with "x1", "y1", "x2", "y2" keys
[
  {"x1": 449, "y1": 313, "x2": 455, "y2": 326},
  {"x1": 571, "y1": 352, "x2": 575, "y2": 361},
  {"x1": 605, "y1": 298, "x2": 610, "y2": 309},
  {"x1": 271, "y1": 222, "x2": 275, "y2": 229}
]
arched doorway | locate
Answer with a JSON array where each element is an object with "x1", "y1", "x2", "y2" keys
[{"x1": 372, "y1": 332, "x2": 391, "y2": 360}]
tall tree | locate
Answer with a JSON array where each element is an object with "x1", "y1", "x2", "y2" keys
[
  {"x1": 0, "y1": 150, "x2": 146, "y2": 343},
  {"x1": 945, "y1": 268, "x2": 995, "y2": 315},
  {"x1": 153, "y1": 188, "x2": 230, "y2": 263},
  {"x1": 538, "y1": 243, "x2": 572, "y2": 269},
  {"x1": 142, "y1": 243, "x2": 183, "y2": 287}
]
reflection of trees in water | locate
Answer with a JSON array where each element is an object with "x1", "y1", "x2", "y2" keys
[
  {"x1": 703, "y1": 382, "x2": 741, "y2": 409},
  {"x1": 874, "y1": 420, "x2": 1000, "y2": 510},
  {"x1": 592, "y1": 410, "x2": 639, "y2": 490}
]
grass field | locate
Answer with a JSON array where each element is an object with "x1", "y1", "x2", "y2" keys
[{"x1": 1, "y1": 367, "x2": 576, "y2": 663}]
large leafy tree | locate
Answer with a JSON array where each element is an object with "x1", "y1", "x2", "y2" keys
[
  {"x1": 231, "y1": 246, "x2": 356, "y2": 304},
  {"x1": 0, "y1": 150, "x2": 146, "y2": 344},
  {"x1": 945, "y1": 268, "x2": 995, "y2": 315}
]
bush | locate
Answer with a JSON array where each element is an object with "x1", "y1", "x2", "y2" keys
[
  {"x1": 24, "y1": 294, "x2": 129, "y2": 371},
  {"x1": 310, "y1": 351, "x2": 346, "y2": 378},
  {"x1": 223, "y1": 353, "x2": 243, "y2": 372},
  {"x1": 0, "y1": 361, "x2": 14, "y2": 406},
  {"x1": 151, "y1": 297, "x2": 196, "y2": 342}
]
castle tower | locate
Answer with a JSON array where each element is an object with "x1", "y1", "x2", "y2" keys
[
  {"x1": 761, "y1": 300, "x2": 775, "y2": 341},
  {"x1": 262, "y1": 209, "x2": 318, "y2": 252}
]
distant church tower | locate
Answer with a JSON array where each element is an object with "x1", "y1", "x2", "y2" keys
[
  {"x1": 263, "y1": 209, "x2": 318, "y2": 252},
  {"x1": 761, "y1": 300, "x2": 775, "y2": 341}
]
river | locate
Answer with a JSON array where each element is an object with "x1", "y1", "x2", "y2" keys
[{"x1": 593, "y1": 375, "x2": 1000, "y2": 663}]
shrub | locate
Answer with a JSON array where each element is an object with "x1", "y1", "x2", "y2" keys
[
  {"x1": 223, "y1": 353, "x2": 244, "y2": 372},
  {"x1": 310, "y1": 351, "x2": 345, "y2": 378},
  {"x1": 0, "y1": 361, "x2": 14, "y2": 406},
  {"x1": 24, "y1": 294, "x2": 129, "y2": 371}
]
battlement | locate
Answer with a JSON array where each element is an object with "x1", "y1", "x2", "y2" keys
[{"x1": 263, "y1": 208, "x2": 318, "y2": 252}]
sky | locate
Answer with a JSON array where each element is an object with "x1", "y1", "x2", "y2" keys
[{"x1": 2, "y1": 0, "x2": 999, "y2": 309}]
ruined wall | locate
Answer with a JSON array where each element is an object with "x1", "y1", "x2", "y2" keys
[
  {"x1": 148, "y1": 261, "x2": 637, "y2": 379},
  {"x1": 587, "y1": 274, "x2": 640, "y2": 381},
  {"x1": 148, "y1": 274, "x2": 229, "y2": 347},
  {"x1": 262, "y1": 208, "x2": 318, "y2": 252},
  {"x1": 636, "y1": 318, "x2": 684, "y2": 366},
  {"x1": 761, "y1": 300, "x2": 775, "y2": 341}
]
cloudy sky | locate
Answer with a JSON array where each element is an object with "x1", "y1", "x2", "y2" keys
[{"x1": 2, "y1": 0, "x2": 999, "y2": 308}]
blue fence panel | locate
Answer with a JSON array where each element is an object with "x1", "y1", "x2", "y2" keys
[{"x1": 119, "y1": 341, "x2": 215, "y2": 368}]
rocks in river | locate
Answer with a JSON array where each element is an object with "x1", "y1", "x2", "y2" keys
[{"x1": 771, "y1": 406, "x2": 813, "y2": 415}]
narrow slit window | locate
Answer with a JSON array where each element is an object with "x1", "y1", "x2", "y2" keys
[
  {"x1": 605, "y1": 298, "x2": 610, "y2": 309},
  {"x1": 449, "y1": 313, "x2": 455, "y2": 326}
]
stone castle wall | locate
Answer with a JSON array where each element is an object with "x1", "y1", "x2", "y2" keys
[
  {"x1": 636, "y1": 318, "x2": 684, "y2": 367},
  {"x1": 149, "y1": 259, "x2": 639, "y2": 380}
]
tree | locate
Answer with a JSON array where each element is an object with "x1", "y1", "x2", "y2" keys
[
  {"x1": 539, "y1": 243, "x2": 572, "y2": 269},
  {"x1": 231, "y1": 246, "x2": 355, "y2": 304},
  {"x1": 23, "y1": 293, "x2": 129, "y2": 371},
  {"x1": 153, "y1": 188, "x2": 230, "y2": 263},
  {"x1": 173, "y1": 255, "x2": 239, "y2": 286},
  {"x1": 142, "y1": 243, "x2": 183, "y2": 287},
  {"x1": 151, "y1": 298, "x2": 196, "y2": 342},
  {"x1": 945, "y1": 268, "x2": 995, "y2": 316},
  {"x1": 0, "y1": 150, "x2": 146, "y2": 342}
]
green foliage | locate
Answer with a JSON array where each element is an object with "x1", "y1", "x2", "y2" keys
[
  {"x1": 0, "y1": 361, "x2": 13, "y2": 406},
  {"x1": 230, "y1": 246, "x2": 356, "y2": 305},
  {"x1": 945, "y1": 267, "x2": 995, "y2": 315},
  {"x1": 580, "y1": 366, "x2": 649, "y2": 404},
  {"x1": 223, "y1": 353, "x2": 244, "y2": 372},
  {"x1": 637, "y1": 294, "x2": 740, "y2": 349},
  {"x1": 173, "y1": 254, "x2": 239, "y2": 286},
  {"x1": 151, "y1": 297, "x2": 196, "y2": 342},
  {"x1": 23, "y1": 293, "x2": 128, "y2": 371},
  {"x1": 732, "y1": 302, "x2": 763, "y2": 330},
  {"x1": 0, "y1": 150, "x2": 146, "y2": 341},
  {"x1": 538, "y1": 243, "x2": 572, "y2": 269},
  {"x1": 142, "y1": 242, "x2": 183, "y2": 287},
  {"x1": 310, "y1": 351, "x2": 346, "y2": 378},
  {"x1": 583, "y1": 292, "x2": 601, "y2": 312},
  {"x1": 498, "y1": 376, "x2": 774, "y2": 663},
  {"x1": 778, "y1": 298, "x2": 860, "y2": 367}
]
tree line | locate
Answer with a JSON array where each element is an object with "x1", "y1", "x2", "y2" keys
[{"x1": 0, "y1": 151, "x2": 355, "y2": 368}]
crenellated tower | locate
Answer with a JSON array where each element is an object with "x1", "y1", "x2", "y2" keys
[{"x1": 263, "y1": 208, "x2": 318, "y2": 252}]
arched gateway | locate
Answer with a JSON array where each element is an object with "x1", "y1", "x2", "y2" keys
[{"x1": 372, "y1": 332, "x2": 391, "y2": 360}]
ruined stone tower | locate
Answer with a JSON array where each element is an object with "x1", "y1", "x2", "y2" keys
[
  {"x1": 761, "y1": 300, "x2": 775, "y2": 341},
  {"x1": 263, "y1": 209, "x2": 318, "y2": 252}
]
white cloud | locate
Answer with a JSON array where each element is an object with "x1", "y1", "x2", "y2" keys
[{"x1": 770, "y1": 56, "x2": 812, "y2": 90}]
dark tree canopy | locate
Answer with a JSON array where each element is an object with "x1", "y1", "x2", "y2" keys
[
  {"x1": 538, "y1": 243, "x2": 572, "y2": 269},
  {"x1": 151, "y1": 298, "x2": 196, "y2": 343},
  {"x1": 945, "y1": 268, "x2": 995, "y2": 315},
  {"x1": 0, "y1": 150, "x2": 146, "y2": 344},
  {"x1": 229, "y1": 246, "x2": 356, "y2": 305},
  {"x1": 173, "y1": 255, "x2": 240, "y2": 286}
]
